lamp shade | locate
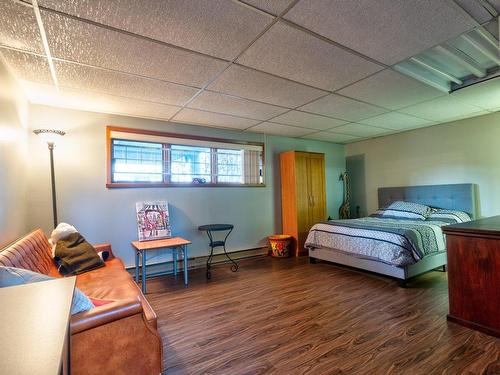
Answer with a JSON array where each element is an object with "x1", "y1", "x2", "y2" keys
[{"x1": 33, "y1": 129, "x2": 65, "y2": 144}]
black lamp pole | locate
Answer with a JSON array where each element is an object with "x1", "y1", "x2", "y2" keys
[
  {"x1": 33, "y1": 129, "x2": 65, "y2": 229},
  {"x1": 48, "y1": 142, "x2": 58, "y2": 229}
]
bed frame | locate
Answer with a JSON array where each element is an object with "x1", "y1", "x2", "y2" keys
[{"x1": 308, "y1": 183, "x2": 479, "y2": 286}]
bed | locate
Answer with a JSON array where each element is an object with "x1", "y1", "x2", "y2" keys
[{"x1": 306, "y1": 183, "x2": 479, "y2": 286}]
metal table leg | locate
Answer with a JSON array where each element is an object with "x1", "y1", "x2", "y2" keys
[
  {"x1": 141, "y1": 250, "x2": 147, "y2": 294},
  {"x1": 135, "y1": 250, "x2": 140, "y2": 283},
  {"x1": 183, "y1": 244, "x2": 188, "y2": 285},
  {"x1": 173, "y1": 248, "x2": 178, "y2": 276}
]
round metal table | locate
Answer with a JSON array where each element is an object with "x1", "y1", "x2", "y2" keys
[{"x1": 198, "y1": 224, "x2": 238, "y2": 279}]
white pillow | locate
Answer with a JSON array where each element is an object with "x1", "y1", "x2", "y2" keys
[{"x1": 50, "y1": 223, "x2": 78, "y2": 257}]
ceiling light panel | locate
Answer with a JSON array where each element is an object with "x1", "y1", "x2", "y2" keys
[
  {"x1": 187, "y1": 91, "x2": 288, "y2": 120},
  {"x1": 451, "y1": 77, "x2": 500, "y2": 110},
  {"x1": 0, "y1": 1, "x2": 45, "y2": 54},
  {"x1": 247, "y1": 122, "x2": 314, "y2": 137},
  {"x1": 240, "y1": 0, "x2": 296, "y2": 15},
  {"x1": 42, "y1": 11, "x2": 227, "y2": 88},
  {"x1": 172, "y1": 108, "x2": 260, "y2": 130},
  {"x1": 302, "y1": 131, "x2": 360, "y2": 143},
  {"x1": 359, "y1": 112, "x2": 434, "y2": 130},
  {"x1": 298, "y1": 94, "x2": 387, "y2": 121},
  {"x1": 331, "y1": 123, "x2": 392, "y2": 137},
  {"x1": 338, "y1": 69, "x2": 445, "y2": 110},
  {"x1": 54, "y1": 61, "x2": 199, "y2": 106},
  {"x1": 0, "y1": 48, "x2": 53, "y2": 84},
  {"x1": 237, "y1": 21, "x2": 383, "y2": 91},
  {"x1": 399, "y1": 96, "x2": 488, "y2": 121},
  {"x1": 38, "y1": 0, "x2": 273, "y2": 60},
  {"x1": 284, "y1": 0, "x2": 476, "y2": 65},
  {"x1": 207, "y1": 64, "x2": 327, "y2": 108},
  {"x1": 271, "y1": 110, "x2": 347, "y2": 130}
]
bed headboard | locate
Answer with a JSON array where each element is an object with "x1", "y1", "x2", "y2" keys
[{"x1": 378, "y1": 183, "x2": 479, "y2": 219}]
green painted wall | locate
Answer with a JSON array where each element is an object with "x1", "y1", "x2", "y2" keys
[
  {"x1": 346, "y1": 111, "x2": 500, "y2": 217},
  {"x1": 26, "y1": 104, "x2": 345, "y2": 267}
]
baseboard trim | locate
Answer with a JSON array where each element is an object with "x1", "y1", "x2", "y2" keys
[{"x1": 125, "y1": 246, "x2": 268, "y2": 278}]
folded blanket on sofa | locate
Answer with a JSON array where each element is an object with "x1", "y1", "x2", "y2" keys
[{"x1": 55, "y1": 232, "x2": 104, "y2": 275}]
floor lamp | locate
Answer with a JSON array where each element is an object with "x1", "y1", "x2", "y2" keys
[{"x1": 33, "y1": 129, "x2": 66, "y2": 229}]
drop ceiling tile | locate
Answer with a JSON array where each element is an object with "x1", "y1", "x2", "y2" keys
[
  {"x1": 38, "y1": 0, "x2": 273, "y2": 60},
  {"x1": 285, "y1": 0, "x2": 476, "y2": 64},
  {"x1": 187, "y1": 91, "x2": 288, "y2": 120},
  {"x1": 331, "y1": 123, "x2": 391, "y2": 137},
  {"x1": 0, "y1": 49, "x2": 53, "y2": 84},
  {"x1": 451, "y1": 78, "x2": 500, "y2": 111},
  {"x1": 25, "y1": 84, "x2": 181, "y2": 120},
  {"x1": 453, "y1": 0, "x2": 494, "y2": 24},
  {"x1": 172, "y1": 108, "x2": 259, "y2": 130},
  {"x1": 399, "y1": 96, "x2": 488, "y2": 122},
  {"x1": 54, "y1": 61, "x2": 199, "y2": 106},
  {"x1": 302, "y1": 131, "x2": 361, "y2": 143},
  {"x1": 62, "y1": 90, "x2": 181, "y2": 120},
  {"x1": 0, "y1": 1, "x2": 44, "y2": 54},
  {"x1": 359, "y1": 112, "x2": 434, "y2": 130},
  {"x1": 18, "y1": 81, "x2": 60, "y2": 104},
  {"x1": 42, "y1": 11, "x2": 226, "y2": 88},
  {"x1": 298, "y1": 94, "x2": 387, "y2": 122},
  {"x1": 240, "y1": 0, "x2": 295, "y2": 15},
  {"x1": 237, "y1": 21, "x2": 383, "y2": 91},
  {"x1": 338, "y1": 70, "x2": 445, "y2": 110},
  {"x1": 272, "y1": 110, "x2": 347, "y2": 130},
  {"x1": 207, "y1": 64, "x2": 327, "y2": 107},
  {"x1": 247, "y1": 122, "x2": 313, "y2": 137}
]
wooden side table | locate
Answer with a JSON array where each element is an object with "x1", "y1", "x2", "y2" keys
[{"x1": 131, "y1": 237, "x2": 191, "y2": 293}]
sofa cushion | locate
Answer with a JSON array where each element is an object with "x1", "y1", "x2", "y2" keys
[
  {"x1": 75, "y1": 258, "x2": 157, "y2": 328},
  {"x1": 0, "y1": 266, "x2": 94, "y2": 315}
]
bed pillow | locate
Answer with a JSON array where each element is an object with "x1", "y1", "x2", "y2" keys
[
  {"x1": 426, "y1": 209, "x2": 471, "y2": 224},
  {"x1": 378, "y1": 201, "x2": 431, "y2": 220}
]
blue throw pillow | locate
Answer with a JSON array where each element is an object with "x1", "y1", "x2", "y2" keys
[{"x1": 0, "y1": 266, "x2": 93, "y2": 315}]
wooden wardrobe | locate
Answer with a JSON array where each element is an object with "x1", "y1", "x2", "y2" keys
[{"x1": 280, "y1": 151, "x2": 326, "y2": 256}]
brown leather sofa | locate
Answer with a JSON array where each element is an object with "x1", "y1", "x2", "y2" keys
[{"x1": 0, "y1": 229, "x2": 163, "y2": 375}]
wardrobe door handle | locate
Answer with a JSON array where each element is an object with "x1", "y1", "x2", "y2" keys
[{"x1": 311, "y1": 195, "x2": 315, "y2": 207}]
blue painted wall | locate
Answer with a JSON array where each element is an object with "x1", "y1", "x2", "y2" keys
[{"x1": 27, "y1": 105, "x2": 345, "y2": 267}]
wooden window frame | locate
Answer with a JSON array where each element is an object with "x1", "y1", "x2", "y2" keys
[{"x1": 106, "y1": 126, "x2": 266, "y2": 188}]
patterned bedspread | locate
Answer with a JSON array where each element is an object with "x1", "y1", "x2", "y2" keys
[{"x1": 305, "y1": 218, "x2": 447, "y2": 267}]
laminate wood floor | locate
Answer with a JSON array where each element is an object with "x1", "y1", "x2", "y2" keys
[{"x1": 146, "y1": 257, "x2": 500, "y2": 375}]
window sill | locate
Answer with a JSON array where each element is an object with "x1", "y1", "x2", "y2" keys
[{"x1": 106, "y1": 182, "x2": 266, "y2": 188}]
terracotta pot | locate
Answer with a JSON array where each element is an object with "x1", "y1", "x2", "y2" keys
[{"x1": 268, "y1": 235, "x2": 292, "y2": 257}]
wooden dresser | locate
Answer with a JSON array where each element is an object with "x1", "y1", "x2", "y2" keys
[
  {"x1": 443, "y1": 215, "x2": 500, "y2": 337},
  {"x1": 280, "y1": 151, "x2": 326, "y2": 256}
]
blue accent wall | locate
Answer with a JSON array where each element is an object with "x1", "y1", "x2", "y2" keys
[{"x1": 27, "y1": 105, "x2": 345, "y2": 267}]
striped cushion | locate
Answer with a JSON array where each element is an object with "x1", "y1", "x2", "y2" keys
[
  {"x1": 427, "y1": 209, "x2": 471, "y2": 224},
  {"x1": 378, "y1": 201, "x2": 431, "y2": 220}
]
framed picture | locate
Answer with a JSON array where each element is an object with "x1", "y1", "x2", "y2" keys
[{"x1": 136, "y1": 201, "x2": 172, "y2": 241}]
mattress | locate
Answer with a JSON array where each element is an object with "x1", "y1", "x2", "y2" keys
[{"x1": 305, "y1": 218, "x2": 448, "y2": 267}]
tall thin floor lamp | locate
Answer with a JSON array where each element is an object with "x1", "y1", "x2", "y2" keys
[{"x1": 33, "y1": 129, "x2": 65, "y2": 229}]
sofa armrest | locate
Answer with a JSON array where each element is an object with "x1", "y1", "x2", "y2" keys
[
  {"x1": 93, "y1": 243, "x2": 115, "y2": 259},
  {"x1": 70, "y1": 297, "x2": 142, "y2": 334}
]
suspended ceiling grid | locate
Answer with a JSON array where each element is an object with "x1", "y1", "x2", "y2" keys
[{"x1": 0, "y1": 0, "x2": 499, "y2": 144}]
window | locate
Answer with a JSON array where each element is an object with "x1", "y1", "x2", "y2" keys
[{"x1": 107, "y1": 126, "x2": 264, "y2": 187}]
